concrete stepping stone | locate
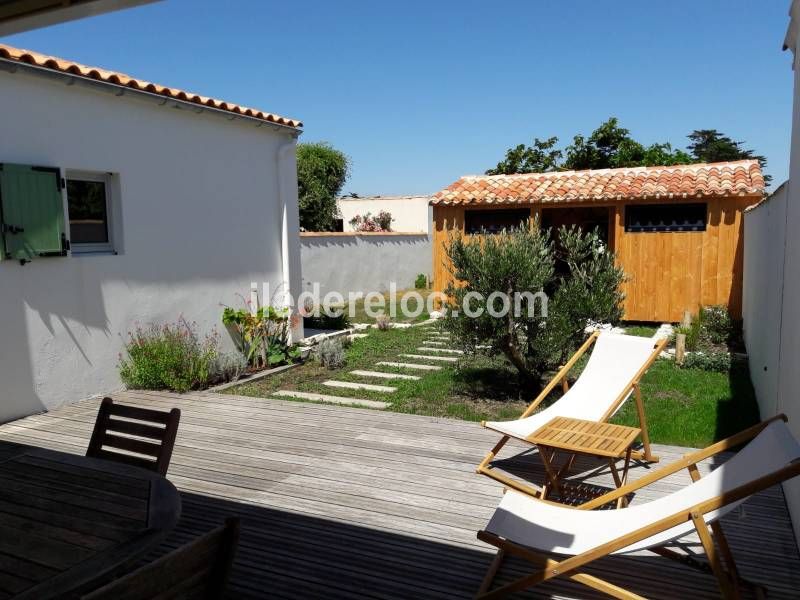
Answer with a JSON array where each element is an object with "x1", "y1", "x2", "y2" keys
[
  {"x1": 422, "y1": 341, "x2": 447, "y2": 346},
  {"x1": 273, "y1": 390, "x2": 389, "y2": 409},
  {"x1": 324, "y1": 380, "x2": 396, "y2": 393},
  {"x1": 351, "y1": 370, "x2": 420, "y2": 381},
  {"x1": 417, "y1": 347, "x2": 463, "y2": 354},
  {"x1": 399, "y1": 353, "x2": 458, "y2": 363},
  {"x1": 376, "y1": 361, "x2": 443, "y2": 371}
]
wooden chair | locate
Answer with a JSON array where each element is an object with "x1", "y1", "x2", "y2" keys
[
  {"x1": 477, "y1": 332, "x2": 667, "y2": 499},
  {"x1": 475, "y1": 416, "x2": 800, "y2": 599},
  {"x1": 81, "y1": 518, "x2": 240, "y2": 600},
  {"x1": 86, "y1": 397, "x2": 181, "y2": 476}
]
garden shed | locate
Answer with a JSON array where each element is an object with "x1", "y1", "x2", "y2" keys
[{"x1": 431, "y1": 160, "x2": 765, "y2": 322}]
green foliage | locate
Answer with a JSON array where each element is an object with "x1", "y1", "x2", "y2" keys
[
  {"x1": 415, "y1": 273, "x2": 428, "y2": 289},
  {"x1": 486, "y1": 118, "x2": 766, "y2": 177},
  {"x1": 375, "y1": 314, "x2": 392, "y2": 331},
  {"x1": 675, "y1": 318, "x2": 703, "y2": 352},
  {"x1": 687, "y1": 130, "x2": 770, "y2": 185},
  {"x1": 486, "y1": 136, "x2": 562, "y2": 175},
  {"x1": 701, "y1": 305, "x2": 735, "y2": 345},
  {"x1": 297, "y1": 142, "x2": 350, "y2": 231},
  {"x1": 442, "y1": 223, "x2": 625, "y2": 382},
  {"x1": 316, "y1": 337, "x2": 346, "y2": 369},
  {"x1": 119, "y1": 319, "x2": 219, "y2": 393},
  {"x1": 681, "y1": 351, "x2": 733, "y2": 373},
  {"x1": 304, "y1": 311, "x2": 351, "y2": 330},
  {"x1": 222, "y1": 302, "x2": 298, "y2": 369},
  {"x1": 349, "y1": 210, "x2": 393, "y2": 232}
]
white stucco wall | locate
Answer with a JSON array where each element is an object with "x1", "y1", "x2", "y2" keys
[
  {"x1": 0, "y1": 66, "x2": 301, "y2": 424},
  {"x1": 743, "y1": 0, "x2": 800, "y2": 545},
  {"x1": 337, "y1": 196, "x2": 431, "y2": 233},
  {"x1": 300, "y1": 233, "x2": 431, "y2": 296}
]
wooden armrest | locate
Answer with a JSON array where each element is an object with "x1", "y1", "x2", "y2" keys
[{"x1": 578, "y1": 414, "x2": 787, "y2": 510}]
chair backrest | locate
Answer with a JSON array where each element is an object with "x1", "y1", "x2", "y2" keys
[
  {"x1": 82, "y1": 518, "x2": 240, "y2": 600},
  {"x1": 555, "y1": 333, "x2": 661, "y2": 421},
  {"x1": 86, "y1": 397, "x2": 181, "y2": 476},
  {"x1": 622, "y1": 418, "x2": 800, "y2": 553}
]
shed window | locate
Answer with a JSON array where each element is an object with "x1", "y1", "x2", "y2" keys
[
  {"x1": 465, "y1": 209, "x2": 530, "y2": 234},
  {"x1": 625, "y1": 203, "x2": 707, "y2": 233},
  {"x1": 67, "y1": 171, "x2": 113, "y2": 253}
]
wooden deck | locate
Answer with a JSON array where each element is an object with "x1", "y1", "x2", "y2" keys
[{"x1": 1, "y1": 390, "x2": 798, "y2": 599}]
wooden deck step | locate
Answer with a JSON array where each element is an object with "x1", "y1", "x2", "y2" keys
[
  {"x1": 375, "y1": 361, "x2": 443, "y2": 371},
  {"x1": 399, "y1": 354, "x2": 458, "y2": 363},
  {"x1": 323, "y1": 380, "x2": 396, "y2": 393},
  {"x1": 272, "y1": 390, "x2": 389, "y2": 409},
  {"x1": 350, "y1": 370, "x2": 420, "y2": 381}
]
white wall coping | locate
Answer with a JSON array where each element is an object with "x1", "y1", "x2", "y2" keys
[{"x1": 300, "y1": 231, "x2": 429, "y2": 238}]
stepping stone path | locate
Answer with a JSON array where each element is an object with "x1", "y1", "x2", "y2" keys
[
  {"x1": 417, "y1": 347, "x2": 463, "y2": 354},
  {"x1": 274, "y1": 390, "x2": 389, "y2": 409},
  {"x1": 376, "y1": 361, "x2": 442, "y2": 371},
  {"x1": 351, "y1": 370, "x2": 420, "y2": 381},
  {"x1": 422, "y1": 341, "x2": 447, "y2": 346},
  {"x1": 399, "y1": 353, "x2": 458, "y2": 363},
  {"x1": 324, "y1": 380, "x2": 396, "y2": 393}
]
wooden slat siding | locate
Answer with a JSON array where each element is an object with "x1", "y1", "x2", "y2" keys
[
  {"x1": 1, "y1": 392, "x2": 798, "y2": 599},
  {"x1": 433, "y1": 195, "x2": 760, "y2": 322}
]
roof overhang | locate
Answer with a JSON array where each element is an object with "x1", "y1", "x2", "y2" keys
[{"x1": 0, "y1": 0, "x2": 160, "y2": 35}]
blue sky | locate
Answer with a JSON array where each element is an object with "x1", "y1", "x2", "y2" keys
[{"x1": 3, "y1": 0, "x2": 794, "y2": 195}]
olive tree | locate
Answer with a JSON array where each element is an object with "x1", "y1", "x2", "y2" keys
[{"x1": 442, "y1": 223, "x2": 625, "y2": 384}]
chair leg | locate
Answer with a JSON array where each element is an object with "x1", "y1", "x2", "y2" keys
[
  {"x1": 633, "y1": 383, "x2": 659, "y2": 463},
  {"x1": 692, "y1": 513, "x2": 740, "y2": 599},
  {"x1": 477, "y1": 549, "x2": 506, "y2": 596}
]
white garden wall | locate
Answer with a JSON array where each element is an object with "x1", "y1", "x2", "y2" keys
[
  {"x1": 0, "y1": 65, "x2": 301, "y2": 424},
  {"x1": 300, "y1": 232, "x2": 431, "y2": 296},
  {"x1": 743, "y1": 0, "x2": 800, "y2": 543}
]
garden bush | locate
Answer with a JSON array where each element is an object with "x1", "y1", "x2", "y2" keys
[
  {"x1": 442, "y1": 223, "x2": 624, "y2": 383},
  {"x1": 222, "y1": 302, "x2": 299, "y2": 369},
  {"x1": 681, "y1": 351, "x2": 732, "y2": 373},
  {"x1": 415, "y1": 273, "x2": 428, "y2": 289},
  {"x1": 375, "y1": 314, "x2": 392, "y2": 331},
  {"x1": 317, "y1": 338, "x2": 346, "y2": 369},
  {"x1": 119, "y1": 319, "x2": 219, "y2": 393},
  {"x1": 701, "y1": 305, "x2": 735, "y2": 345}
]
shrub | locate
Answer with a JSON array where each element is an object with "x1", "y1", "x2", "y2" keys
[
  {"x1": 222, "y1": 302, "x2": 298, "y2": 369},
  {"x1": 119, "y1": 319, "x2": 219, "y2": 393},
  {"x1": 349, "y1": 211, "x2": 393, "y2": 232},
  {"x1": 304, "y1": 311, "x2": 350, "y2": 330},
  {"x1": 375, "y1": 314, "x2": 392, "y2": 331},
  {"x1": 701, "y1": 305, "x2": 735, "y2": 345},
  {"x1": 442, "y1": 223, "x2": 625, "y2": 383},
  {"x1": 317, "y1": 338, "x2": 346, "y2": 369},
  {"x1": 415, "y1": 273, "x2": 428, "y2": 289},
  {"x1": 681, "y1": 351, "x2": 732, "y2": 372},
  {"x1": 216, "y1": 352, "x2": 248, "y2": 383}
]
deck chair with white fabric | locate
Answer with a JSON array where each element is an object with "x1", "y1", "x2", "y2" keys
[
  {"x1": 477, "y1": 331, "x2": 667, "y2": 498},
  {"x1": 475, "y1": 415, "x2": 800, "y2": 600}
]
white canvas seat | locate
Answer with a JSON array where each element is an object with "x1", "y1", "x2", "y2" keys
[
  {"x1": 477, "y1": 332, "x2": 666, "y2": 498},
  {"x1": 484, "y1": 333, "x2": 660, "y2": 440},
  {"x1": 475, "y1": 417, "x2": 800, "y2": 599}
]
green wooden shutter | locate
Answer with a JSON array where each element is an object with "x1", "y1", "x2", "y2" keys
[{"x1": 0, "y1": 163, "x2": 66, "y2": 262}]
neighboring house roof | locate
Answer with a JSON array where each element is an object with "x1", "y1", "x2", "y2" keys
[
  {"x1": 0, "y1": 44, "x2": 302, "y2": 129},
  {"x1": 431, "y1": 160, "x2": 765, "y2": 206}
]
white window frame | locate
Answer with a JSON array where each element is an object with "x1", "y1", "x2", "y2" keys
[{"x1": 65, "y1": 170, "x2": 115, "y2": 255}]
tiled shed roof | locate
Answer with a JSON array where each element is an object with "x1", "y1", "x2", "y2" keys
[
  {"x1": 431, "y1": 160, "x2": 765, "y2": 206},
  {"x1": 0, "y1": 44, "x2": 302, "y2": 129}
]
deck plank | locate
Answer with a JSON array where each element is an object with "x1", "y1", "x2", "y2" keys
[{"x1": 0, "y1": 391, "x2": 798, "y2": 599}]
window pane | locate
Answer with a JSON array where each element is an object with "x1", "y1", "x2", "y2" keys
[
  {"x1": 624, "y1": 203, "x2": 707, "y2": 233},
  {"x1": 465, "y1": 209, "x2": 530, "y2": 234},
  {"x1": 68, "y1": 179, "x2": 108, "y2": 244}
]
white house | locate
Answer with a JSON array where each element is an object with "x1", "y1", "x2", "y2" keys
[
  {"x1": 0, "y1": 44, "x2": 303, "y2": 424},
  {"x1": 337, "y1": 195, "x2": 431, "y2": 233}
]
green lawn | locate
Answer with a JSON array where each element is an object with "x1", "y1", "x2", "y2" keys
[
  {"x1": 227, "y1": 324, "x2": 760, "y2": 448},
  {"x1": 347, "y1": 288, "x2": 435, "y2": 324}
]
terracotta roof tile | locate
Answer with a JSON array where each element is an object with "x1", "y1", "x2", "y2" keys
[
  {"x1": 431, "y1": 160, "x2": 765, "y2": 205},
  {"x1": 0, "y1": 44, "x2": 302, "y2": 129}
]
